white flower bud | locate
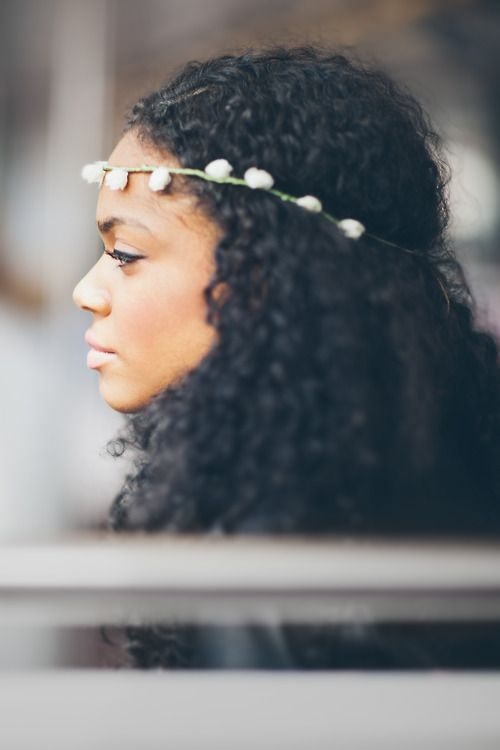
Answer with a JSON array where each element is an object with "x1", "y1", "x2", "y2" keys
[
  {"x1": 104, "y1": 168, "x2": 129, "y2": 191},
  {"x1": 296, "y1": 195, "x2": 323, "y2": 213},
  {"x1": 148, "y1": 166, "x2": 172, "y2": 191},
  {"x1": 243, "y1": 167, "x2": 274, "y2": 190},
  {"x1": 81, "y1": 161, "x2": 106, "y2": 184},
  {"x1": 338, "y1": 218, "x2": 366, "y2": 239},
  {"x1": 205, "y1": 159, "x2": 233, "y2": 180}
]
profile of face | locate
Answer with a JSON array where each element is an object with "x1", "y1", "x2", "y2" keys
[{"x1": 73, "y1": 131, "x2": 222, "y2": 412}]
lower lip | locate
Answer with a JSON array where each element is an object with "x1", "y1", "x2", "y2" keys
[{"x1": 87, "y1": 348, "x2": 117, "y2": 369}]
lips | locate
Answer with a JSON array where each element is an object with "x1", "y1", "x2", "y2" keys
[{"x1": 85, "y1": 331, "x2": 117, "y2": 370}]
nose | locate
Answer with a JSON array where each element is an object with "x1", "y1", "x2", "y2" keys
[{"x1": 72, "y1": 261, "x2": 111, "y2": 316}]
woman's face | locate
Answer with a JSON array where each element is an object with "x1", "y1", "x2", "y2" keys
[{"x1": 73, "y1": 131, "x2": 222, "y2": 412}]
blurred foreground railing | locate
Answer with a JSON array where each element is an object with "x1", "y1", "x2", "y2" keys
[
  {"x1": 1, "y1": 537, "x2": 500, "y2": 749},
  {"x1": 0, "y1": 536, "x2": 499, "y2": 625},
  {"x1": 1, "y1": 671, "x2": 500, "y2": 750}
]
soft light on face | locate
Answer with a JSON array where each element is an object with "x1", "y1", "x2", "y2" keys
[{"x1": 72, "y1": 131, "x2": 222, "y2": 412}]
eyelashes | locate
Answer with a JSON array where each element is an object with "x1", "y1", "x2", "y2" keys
[{"x1": 104, "y1": 248, "x2": 145, "y2": 267}]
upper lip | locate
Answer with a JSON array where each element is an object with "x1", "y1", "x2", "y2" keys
[{"x1": 85, "y1": 331, "x2": 115, "y2": 354}]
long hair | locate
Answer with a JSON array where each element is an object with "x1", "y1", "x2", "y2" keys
[
  {"x1": 104, "y1": 46, "x2": 500, "y2": 670},
  {"x1": 108, "y1": 46, "x2": 500, "y2": 537}
]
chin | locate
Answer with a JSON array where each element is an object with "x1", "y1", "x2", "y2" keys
[
  {"x1": 98, "y1": 368, "x2": 192, "y2": 413},
  {"x1": 99, "y1": 381, "x2": 150, "y2": 414}
]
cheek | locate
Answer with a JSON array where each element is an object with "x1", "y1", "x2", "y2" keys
[{"x1": 116, "y1": 271, "x2": 210, "y2": 357}]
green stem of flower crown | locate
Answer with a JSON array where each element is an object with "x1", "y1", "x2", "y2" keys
[
  {"x1": 103, "y1": 163, "x2": 413, "y2": 250},
  {"x1": 100, "y1": 164, "x2": 438, "y2": 260},
  {"x1": 101, "y1": 163, "x2": 344, "y2": 223},
  {"x1": 100, "y1": 163, "x2": 450, "y2": 311}
]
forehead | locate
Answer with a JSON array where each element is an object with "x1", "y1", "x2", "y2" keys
[
  {"x1": 96, "y1": 130, "x2": 221, "y2": 242},
  {"x1": 107, "y1": 129, "x2": 178, "y2": 169},
  {"x1": 97, "y1": 132, "x2": 187, "y2": 227}
]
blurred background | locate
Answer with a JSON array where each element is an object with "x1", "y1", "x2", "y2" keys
[{"x1": 1, "y1": 0, "x2": 499, "y2": 542}]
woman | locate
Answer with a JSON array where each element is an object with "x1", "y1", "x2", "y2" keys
[{"x1": 74, "y1": 46, "x2": 500, "y2": 667}]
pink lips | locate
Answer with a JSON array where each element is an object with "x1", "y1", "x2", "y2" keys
[{"x1": 85, "y1": 331, "x2": 117, "y2": 370}]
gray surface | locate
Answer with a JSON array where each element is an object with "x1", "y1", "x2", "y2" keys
[
  {"x1": 1, "y1": 671, "x2": 499, "y2": 749},
  {"x1": 0, "y1": 537, "x2": 499, "y2": 625}
]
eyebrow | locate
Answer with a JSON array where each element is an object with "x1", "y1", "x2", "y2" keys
[{"x1": 97, "y1": 216, "x2": 152, "y2": 235}]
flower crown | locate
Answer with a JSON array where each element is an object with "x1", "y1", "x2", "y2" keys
[
  {"x1": 82, "y1": 157, "x2": 451, "y2": 309},
  {"x1": 81, "y1": 158, "x2": 367, "y2": 240}
]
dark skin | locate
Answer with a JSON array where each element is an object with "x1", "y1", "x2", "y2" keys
[{"x1": 73, "y1": 131, "x2": 222, "y2": 413}]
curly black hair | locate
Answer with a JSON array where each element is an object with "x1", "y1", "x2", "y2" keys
[
  {"x1": 104, "y1": 46, "x2": 500, "y2": 668},
  {"x1": 109, "y1": 46, "x2": 500, "y2": 537}
]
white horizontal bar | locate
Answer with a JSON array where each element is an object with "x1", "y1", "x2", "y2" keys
[
  {"x1": 1, "y1": 671, "x2": 499, "y2": 750},
  {"x1": 1, "y1": 536, "x2": 499, "y2": 589},
  {"x1": 0, "y1": 537, "x2": 499, "y2": 625}
]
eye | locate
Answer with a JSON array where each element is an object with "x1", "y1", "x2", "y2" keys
[{"x1": 105, "y1": 248, "x2": 145, "y2": 267}]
